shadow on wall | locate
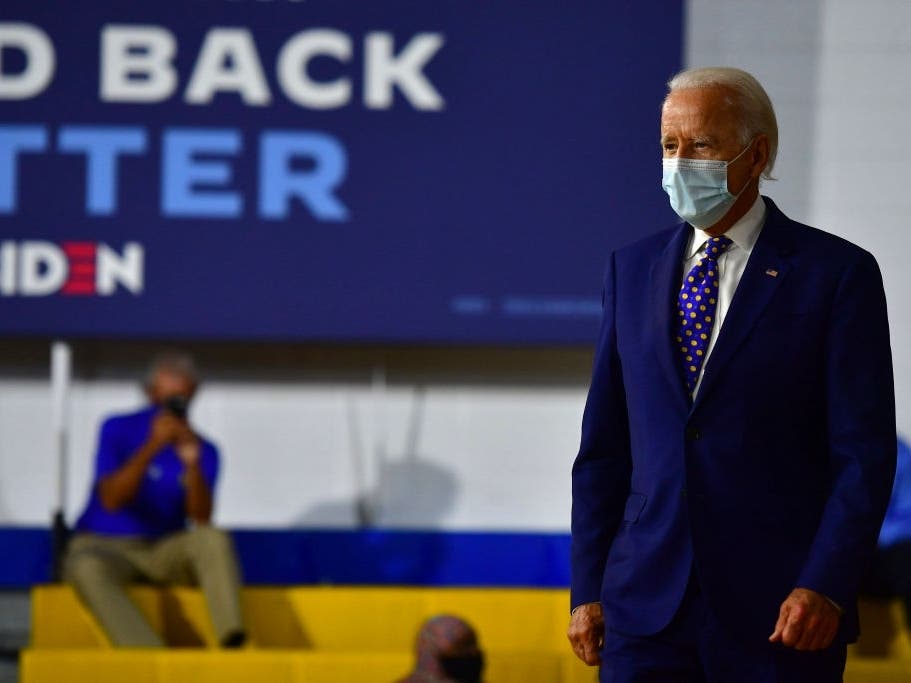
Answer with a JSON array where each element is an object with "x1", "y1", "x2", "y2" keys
[
  {"x1": 295, "y1": 386, "x2": 461, "y2": 582},
  {"x1": 297, "y1": 458, "x2": 460, "y2": 529}
]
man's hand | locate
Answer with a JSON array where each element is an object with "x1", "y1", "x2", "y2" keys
[
  {"x1": 99, "y1": 412, "x2": 194, "y2": 512},
  {"x1": 148, "y1": 413, "x2": 185, "y2": 450},
  {"x1": 175, "y1": 439, "x2": 201, "y2": 467},
  {"x1": 769, "y1": 587, "x2": 841, "y2": 651},
  {"x1": 567, "y1": 602, "x2": 604, "y2": 665}
]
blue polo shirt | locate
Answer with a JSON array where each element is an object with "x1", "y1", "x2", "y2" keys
[
  {"x1": 75, "y1": 406, "x2": 220, "y2": 539},
  {"x1": 878, "y1": 438, "x2": 911, "y2": 548}
]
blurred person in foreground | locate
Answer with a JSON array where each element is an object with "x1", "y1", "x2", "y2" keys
[
  {"x1": 568, "y1": 66, "x2": 896, "y2": 681},
  {"x1": 65, "y1": 351, "x2": 245, "y2": 648},
  {"x1": 398, "y1": 615, "x2": 485, "y2": 683}
]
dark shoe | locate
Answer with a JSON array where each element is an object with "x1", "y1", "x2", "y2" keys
[{"x1": 221, "y1": 630, "x2": 247, "y2": 648}]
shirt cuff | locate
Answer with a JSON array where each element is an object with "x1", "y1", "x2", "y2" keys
[
  {"x1": 571, "y1": 601, "x2": 601, "y2": 615},
  {"x1": 825, "y1": 595, "x2": 844, "y2": 614}
]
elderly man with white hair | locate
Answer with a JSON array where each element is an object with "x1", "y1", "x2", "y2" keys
[
  {"x1": 65, "y1": 351, "x2": 246, "y2": 648},
  {"x1": 567, "y1": 67, "x2": 896, "y2": 681}
]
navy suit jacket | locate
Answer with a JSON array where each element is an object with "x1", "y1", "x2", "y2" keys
[{"x1": 571, "y1": 197, "x2": 896, "y2": 642}]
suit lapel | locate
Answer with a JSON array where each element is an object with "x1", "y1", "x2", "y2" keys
[
  {"x1": 692, "y1": 198, "x2": 795, "y2": 411},
  {"x1": 649, "y1": 223, "x2": 692, "y2": 410}
]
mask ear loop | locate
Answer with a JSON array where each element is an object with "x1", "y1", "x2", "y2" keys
[
  {"x1": 725, "y1": 138, "x2": 759, "y2": 198},
  {"x1": 725, "y1": 138, "x2": 755, "y2": 168}
]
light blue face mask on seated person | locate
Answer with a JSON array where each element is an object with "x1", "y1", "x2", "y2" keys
[{"x1": 661, "y1": 143, "x2": 752, "y2": 229}]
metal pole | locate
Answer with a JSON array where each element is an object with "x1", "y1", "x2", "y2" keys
[
  {"x1": 50, "y1": 340, "x2": 72, "y2": 580},
  {"x1": 50, "y1": 341, "x2": 72, "y2": 514}
]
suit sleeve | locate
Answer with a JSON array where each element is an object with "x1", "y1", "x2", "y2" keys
[
  {"x1": 570, "y1": 251, "x2": 632, "y2": 610},
  {"x1": 796, "y1": 250, "x2": 897, "y2": 609}
]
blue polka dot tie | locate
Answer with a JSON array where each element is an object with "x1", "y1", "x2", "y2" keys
[{"x1": 675, "y1": 235, "x2": 733, "y2": 395}]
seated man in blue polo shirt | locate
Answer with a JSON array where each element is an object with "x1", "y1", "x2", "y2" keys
[{"x1": 65, "y1": 351, "x2": 246, "y2": 648}]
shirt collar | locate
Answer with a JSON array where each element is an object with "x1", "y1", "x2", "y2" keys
[{"x1": 685, "y1": 194, "x2": 767, "y2": 259}]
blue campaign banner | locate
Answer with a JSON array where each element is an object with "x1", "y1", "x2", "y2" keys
[{"x1": 0, "y1": 1, "x2": 682, "y2": 344}]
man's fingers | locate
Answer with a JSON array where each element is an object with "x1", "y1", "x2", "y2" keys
[
  {"x1": 781, "y1": 604, "x2": 805, "y2": 647},
  {"x1": 769, "y1": 603, "x2": 790, "y2": 642},
  {"x1": 772, "y1": 589, "x2": 842, "y2": 651},
  {"x1": 794, "y1": 613, "x2": 820, "y2": 650},
  {"x1": 582, "y1": 639, "x2": 602, "y2": 665},
  {"x1": 567, "y1": 603, "x2": 604, "y2": 666},
  {"x1": 805, "y1": 616, "x2": 832, "y2": 651},
  {"x1": 808, "y1": 615, "x2": 839, "y2": 651},
  {"x1": 578, "y1": 629, "x2": 603, "y2": 665},
  {"x1": 568, "y1": 633, "x2": 600, "y2": 665}
]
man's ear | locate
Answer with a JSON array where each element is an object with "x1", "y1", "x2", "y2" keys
[{"x1": 752, "y1": 135, "x2": 770, "y2": 179}]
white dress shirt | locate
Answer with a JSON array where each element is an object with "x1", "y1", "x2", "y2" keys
[{"x1": 681, "y1": 195, "x2": 766, "y2": 396}]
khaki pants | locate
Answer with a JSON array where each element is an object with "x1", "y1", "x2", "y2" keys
[{"x1": 64, "y1": 526, "x2": 245, "y2": 648}]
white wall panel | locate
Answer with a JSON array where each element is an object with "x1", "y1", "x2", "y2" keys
[
  {"x1": 809, "y1": 1, "x2": 911, "y2": 430},
  {"x1": 0, "y1": 370, "x2": 586, "y2": 530}
]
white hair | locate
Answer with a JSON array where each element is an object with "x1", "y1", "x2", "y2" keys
[
  {"x1": 145, "y1": 350, "x2": 199, "y2": 389},
  {"x1": 667, "y1": 66, "x2": 778, "y2": 180}
]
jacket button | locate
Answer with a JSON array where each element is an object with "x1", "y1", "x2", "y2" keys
[{"x1": 686, "y1": 427, "x2": 700, "y2": 441}]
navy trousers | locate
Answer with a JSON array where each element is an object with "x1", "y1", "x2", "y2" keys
[{"x1": 599, "y1": 578, "x2": 846, "y2": 683}]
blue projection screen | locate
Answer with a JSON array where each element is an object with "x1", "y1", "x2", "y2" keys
[{"x1": 0, "y1": 1, "x2": 682, "y2": 344}]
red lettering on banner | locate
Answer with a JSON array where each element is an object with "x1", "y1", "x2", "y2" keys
[
  {"x1": 62, "y1": 281, "x2": 95, "y2": 295},
  {"x1": 61, "y1": 241, "x2": 97, "y2": 296}
]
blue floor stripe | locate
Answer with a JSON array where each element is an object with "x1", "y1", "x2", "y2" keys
[{"x1": 0, "y1": 527, "x2": 571, "y2": 589}]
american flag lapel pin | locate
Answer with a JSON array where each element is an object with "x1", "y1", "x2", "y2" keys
[{"x1": 765, "y1": 268, "x2": 779, "y2": 278}]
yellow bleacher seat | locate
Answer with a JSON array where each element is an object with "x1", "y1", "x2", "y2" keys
[
  {"x1": 20, "y1": 650, "x2": 412, "y2": 683},
  {"x1": 283, "y1": 586, "x2": 426, "y2": 651},
  {"x1": 26, "y1": 585, "x2": 598, "y2": 683},
  {"x1": 844, "y1": 599, "x2": 911, "y2": 682},
  {"x1": 30, "y1": 585, "x2": 581, "y2": 652},
  {"x1": 845, "y1": 658, "x2": 911, "y2": 683},
  {"x1": 31, "y1": 586, "x2": 911, "y2": 682},
  {"x1": 20, "y1": 650, "x2": 589, "y2": 683},
  {"x1": 851, "y1": 599, "x2": 911, "y2": 659}
]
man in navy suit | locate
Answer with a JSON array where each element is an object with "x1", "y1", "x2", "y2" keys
[{"x1": 567, "y1": 67, "x2": 896, "y2": 682}]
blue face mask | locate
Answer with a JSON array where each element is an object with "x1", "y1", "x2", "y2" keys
[{"x1": 661, "y1": 143, "x2": 752, "y2": 229}]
